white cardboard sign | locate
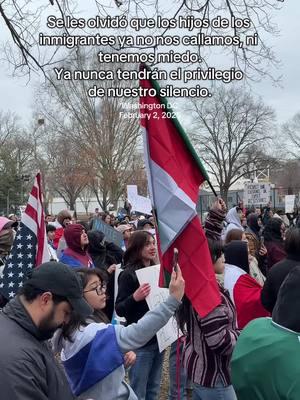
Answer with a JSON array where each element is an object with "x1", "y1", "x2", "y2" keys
[
  {"x1": 127, "y1": 185, "x2": 152, "y2": 215},
  {"x1": 285, "y1": 195, "x2": 295, "y2": 213},
  {"x1": 244, "y1": 183, "x2": 271, "y2": 206},
  {"x1": 135, "y1": 264, "x2": 179, "y2": 352}
]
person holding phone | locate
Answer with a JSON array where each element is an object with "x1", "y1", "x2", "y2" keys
[{"x1": 115, "y1": 231, "x2": 163, "y2": 400}]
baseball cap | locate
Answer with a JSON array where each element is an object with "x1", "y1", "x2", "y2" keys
[
  {"x1": 0, "y1": 216, "x2": 18, "y2": 232},
  {"x1": 115, "y1": 224, "x2": 132, "y2": 234},
  {"x1": 27, "y1": 262, "x2": 93, "y2": 318},
  {"x1": 137, "y1": 219, "x2": 154, "y2": 229}
]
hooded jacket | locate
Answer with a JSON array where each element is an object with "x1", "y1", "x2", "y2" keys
[
  {"x1": 60, "y1": 224, "x2": 94, "y2": 268},
  {"x1": 0, "y1": 296, "x2": 74, "y2": 400},
  {"x1": 222, "y1": 207, "x2": 243, "y2": 241}
]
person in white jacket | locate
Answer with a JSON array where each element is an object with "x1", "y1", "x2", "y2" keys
[
  {"x1": 222, "y1": 207, "x2": 244, "y2": 241},
  {"x1": 53, "y1": 266, "x2": 185, "y2": 400}
]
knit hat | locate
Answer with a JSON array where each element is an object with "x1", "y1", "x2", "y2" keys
[
  {"x1": 0, "y1": 216, "x2": 18, "y2": 232},
  {"x1": 115, "y1": 224, "x2": 132, "y2": 234},
  {"x1": 57, "y1": 210, "x2": 72, "y2": 227}
]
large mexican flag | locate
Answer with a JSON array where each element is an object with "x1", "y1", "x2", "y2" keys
[{"x1": 140, "y1": 65, "x2": 220, "y2": 317}]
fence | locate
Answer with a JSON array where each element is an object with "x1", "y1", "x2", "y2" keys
[{"x1": 197, "y1": 187, "x2": 300, "y2": 221}]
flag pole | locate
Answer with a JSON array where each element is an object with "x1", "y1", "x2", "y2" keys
[{"x1": 206, "y1": 180, "x2": 218, "y2": 198}]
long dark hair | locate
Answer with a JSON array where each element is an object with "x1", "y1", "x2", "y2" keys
[
  {"x1": 263, "y1": 218, "x2": 283, "y2": 243},
  {"x1": 61, "y1": 268, "x2": 109, "y2": 342},
  {"x1": 123, "y1": 230, "x2": 155, "y2": 266}
]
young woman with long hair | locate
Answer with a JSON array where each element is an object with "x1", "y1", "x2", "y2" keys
[
  {"x1": 53, "y1": 266, "x2": 185, "y2": 400},
  {"x1": 115, "y1": 230, "x2": 162, "y2": 400}
]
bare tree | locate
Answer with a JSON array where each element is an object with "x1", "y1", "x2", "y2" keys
[
  {"x1": 36, "y1": 49, "x2": 141, "y2": 212},
  {"x1": 283, "y1": 112, "x2": 300, "y2": 157},
  {"x1": 188, "y1": 85, "x2": 275, "y2": 201},
  {"x1": 0, "y1": 0, "x2": 284, "y2": 81},
  {"x1": 271, "y1": 159, "x2": 300, "y2": 194},
  {"x1": 79, "y1": 185, "x2": 94, "y2": 215},
  {"x1": 45, "y1": 135, "x2": 90, "y2": 210}
]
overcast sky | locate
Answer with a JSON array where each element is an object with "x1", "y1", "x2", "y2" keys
[{"x1": 0, "y1": 1, "x2": 298, "y2": 127}]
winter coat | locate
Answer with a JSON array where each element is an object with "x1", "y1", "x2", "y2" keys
[
  {"x1": 87, "y1": 231, "x2": 124, "y2": 321},
  {"x1": 0, "y1": 296, "x2": 74, "y2": 400},
  {"x1": 261, "y1": 255, "x2": 300, "y2": 312},
  {"x1": 116, "y1": 263, "x2": 157, "y2": 346}
]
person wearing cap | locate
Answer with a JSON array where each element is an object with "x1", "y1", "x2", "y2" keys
[
  {"x1": 0, "y1": 261, "x2": 93, "y2": 400},
  {"x1": 116, "y1": 224, "x2": 133, "y2": 251},
  {"x1": 46, "y1": 224, "x2": 58, "y2": 261},
  {"x1": 59, "y1": 224, "x2": 94, "y2": 268},
  {"x1": 137, "y1": 218, "x2": 154, "y2": 231}
]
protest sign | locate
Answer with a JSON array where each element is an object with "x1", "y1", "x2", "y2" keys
[
  {"x1": 243, "y1": 183, "x2": 271, "y2": 206},
  {"x1": 285, "y1": 195, "x2": 295, "y2": 213},
  {"x1": 127, "y1": 185, "x2": 152, "y2": 215},
  {"x1": 136, "y1": 264, "x2": 180, "y2": 352},
  {"x1": 92, "y1": 218, "x2": 123, "y2": 247},
  {"x1": 112, "y1": 264, "x2": 126, "y2": 324}
]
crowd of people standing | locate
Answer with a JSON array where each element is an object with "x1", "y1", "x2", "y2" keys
[{"x1": 0, "y1": 199, "x2": 299, "y2": 399}]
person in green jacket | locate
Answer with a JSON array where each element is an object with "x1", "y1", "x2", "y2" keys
[{"x1": 231, "y1": 265, "x2": 300, "y2": 400}]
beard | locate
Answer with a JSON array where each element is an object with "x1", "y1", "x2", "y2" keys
[{"x1": 38, "y1": 306, "x2": 63, "y2": 341}]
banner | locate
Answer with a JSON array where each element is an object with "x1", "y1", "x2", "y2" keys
[
  {"x1": 244, "y1": 183, "x2": 271, "y2": 206},
  {"x1": 285, "y1": 195, "x2": 295, "y2": 213},
  {"x1": 92, "y1": 218, "x2": 123, "y2": 247},
  {"x1": 127, "y1": 185, "x2": 152, "y2": 215}
]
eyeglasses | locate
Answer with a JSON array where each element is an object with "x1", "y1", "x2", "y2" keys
[{"x1": 83, "y1": 283, "x2": 107, "y2": 295}]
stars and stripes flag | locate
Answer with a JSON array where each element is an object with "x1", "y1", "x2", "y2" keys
[
  {"x1": 0, "y1": 173, "x2": 49, "y2": 299},
  {"x1": 140, "y1": 64, "x2": 221, "y2": 317}
]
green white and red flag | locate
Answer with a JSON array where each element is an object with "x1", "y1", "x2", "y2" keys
[{"x1": 140, "y1": 66, "x2": 221, "y2": 317}]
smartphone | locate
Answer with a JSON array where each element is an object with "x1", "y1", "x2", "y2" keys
[
  {"x1": 173, "y1": 248, "x2": 179, "y2": 272},
  {"x1": 260, "y1": 236, "x2": 264, "y2": 246}
]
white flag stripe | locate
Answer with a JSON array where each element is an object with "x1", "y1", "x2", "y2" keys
[
  {"x1": 224, "y1": 264, "x2": 246, "y2": 304},
  {"x1": 22, "y1": 212, "x2": 38, "y2": 236}
]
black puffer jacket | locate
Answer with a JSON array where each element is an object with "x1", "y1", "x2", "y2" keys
[
  {"x1": 87, "y1": 231, "x2": 124, "y2": 321},
  {"x1": 0, "y1": 297, "x2": 74, "y2": 400},
  {"x1": 261, "y1": 255, "x2": 300, "y2": 312},
  {"x1": 87, "y1": 230, "x2": 123, "y2": 269}
]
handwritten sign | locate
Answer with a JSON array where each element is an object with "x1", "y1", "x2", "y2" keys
[
  {"x1": 136, "y1": 264, "x2": 180, "y2": 352},
  {"x1": 244, "y1": 183, "x2": 271, "y2": 206},
  {"x1": 127, "y1": 185, "x2": 152, "y2": 215},
  {"x1": 92, "y1": 218, "x2": 123, "y2": 247},
  {"x1": 285, "y1": 195, "x2": 295, "y2": 213}
]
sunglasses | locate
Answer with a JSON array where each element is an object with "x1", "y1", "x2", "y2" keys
[{"x1": 84, "y1": 283, "x2": 107, "y2": 296}]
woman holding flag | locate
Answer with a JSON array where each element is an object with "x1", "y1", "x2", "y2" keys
[{"x1": 53, "y1": 264, "x2": 185, "y2": 400}]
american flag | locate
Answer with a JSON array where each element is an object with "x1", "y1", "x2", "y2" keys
[{"x1": 0, "y1": 173, "x2": 49, "y2": 299}]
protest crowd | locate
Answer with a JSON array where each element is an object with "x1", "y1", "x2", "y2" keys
[{"x1": 0, "y1": 187, "x2": 300, "y2": 400}]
